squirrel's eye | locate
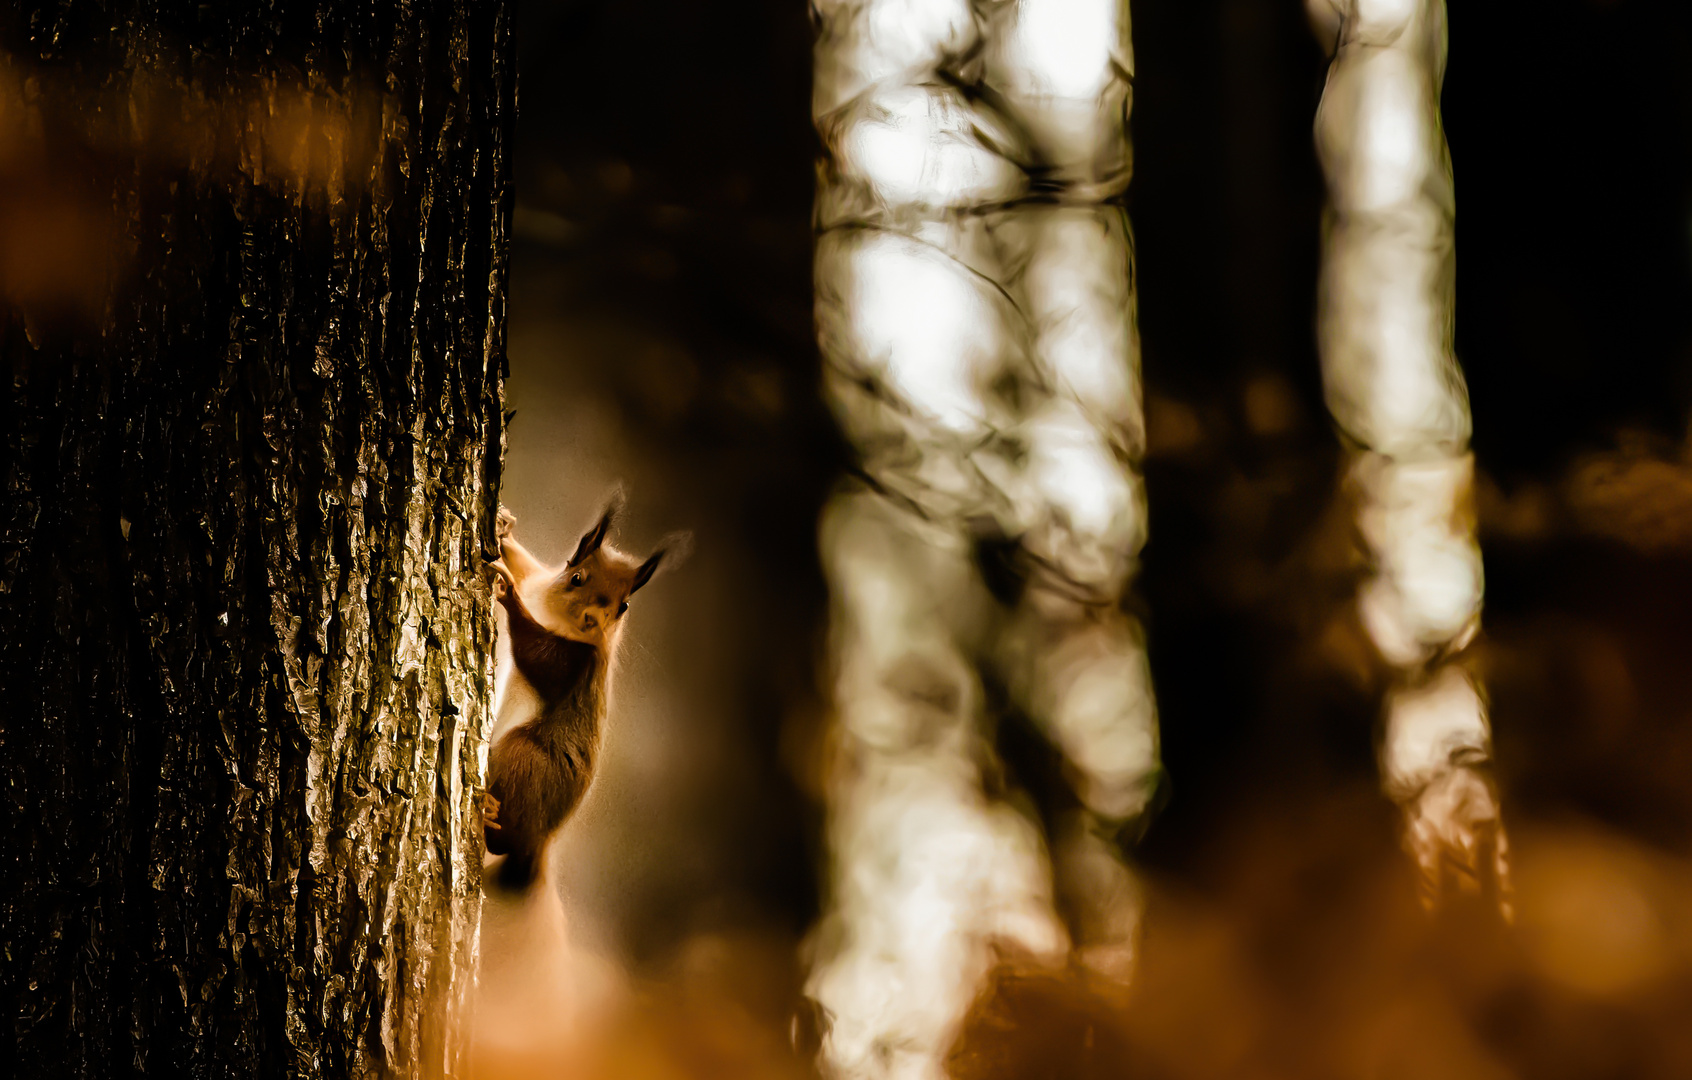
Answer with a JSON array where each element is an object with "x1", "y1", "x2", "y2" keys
[
  {"x1": 570, "y1": 572, "x2": 582, "y2": 587},
  {"x1": 617, "y1": 601, "x2": 629, "y2": 616}
]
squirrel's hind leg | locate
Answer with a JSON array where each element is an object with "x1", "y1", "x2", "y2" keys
[{"x1": 482, "y1": 792, "x2": 509, "y2": 855}]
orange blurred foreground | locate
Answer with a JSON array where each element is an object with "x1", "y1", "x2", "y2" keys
[
  {"x1": 468, "y1": 854, "x2": 814, "y2": 1080},
  {"x1": 467, "y1": 805, "x2": 1692, "y2": 1080}
]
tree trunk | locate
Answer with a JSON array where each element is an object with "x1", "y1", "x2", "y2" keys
[
  {"x1": 810, "y1": 2, "x2": 1153, "y2": 1076},
  {"x1": 0, "y1": 2, "x2": 511, "y2": 1077}
]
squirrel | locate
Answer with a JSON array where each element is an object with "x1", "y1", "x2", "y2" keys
[{"x1": 483, "y1": 491, "x2": 684, "y2": 889}]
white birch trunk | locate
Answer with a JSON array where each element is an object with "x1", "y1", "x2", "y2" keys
[
  {"x1": 1310, "y1": 0, "x2": 1511, "y2": 914},
  {"x1": 810, "y1": 2, "x2": 1156, "y2": 1076}
]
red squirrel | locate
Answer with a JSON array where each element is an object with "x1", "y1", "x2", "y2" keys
[{"x1": 483, "y1": 492, "x2": 684, "y2": 888}]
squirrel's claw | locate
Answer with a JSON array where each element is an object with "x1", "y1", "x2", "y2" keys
[{"x1": 481, "y1": 506, "x2": 517, "y2": 563}]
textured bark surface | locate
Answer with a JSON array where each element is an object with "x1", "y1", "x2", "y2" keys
[{"x1": 0, "y1": 2, "x2": 510, "y2": 1077}]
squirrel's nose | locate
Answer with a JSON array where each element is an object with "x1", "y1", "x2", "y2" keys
[{"x1": 581, "y1": 613, "x2": 599, "y2": 630}]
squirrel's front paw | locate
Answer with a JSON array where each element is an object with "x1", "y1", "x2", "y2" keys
[
  {"x1": 496, "y1": 504, "x2": 517, "y2": 540},
  {"x1": 482, "y1": 792, "x2": 502, "y2": 828}
]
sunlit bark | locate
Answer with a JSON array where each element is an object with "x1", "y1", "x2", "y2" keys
[
  {"x1": 810, "y1": 2, "x2": 1154, "y2": 1076},
  {"x1": 0, "y1": 2, "x2": 511, "y2": 1075},
  {"x1": 1310, "y1": 0, "x2": 1511, "y2": 914}
]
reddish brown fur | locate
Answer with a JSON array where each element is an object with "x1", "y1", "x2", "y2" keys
[{"x1": 484, "y1": 496, "x2": 680, "y2": 889}]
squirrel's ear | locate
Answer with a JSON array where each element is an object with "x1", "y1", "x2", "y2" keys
[
  {"x1": 569, "y1": 487, "x2": 628, "y2": 566},
  {"x1": 569, "y1": 516, "x2": 609, "y2": 566},
  {"x1": 630, "y1": 531, "x2": 691, "y2": 594}
]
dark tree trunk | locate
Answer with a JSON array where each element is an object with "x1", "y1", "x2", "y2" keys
[{"x1": 0, "y1": 2, "x2": 511, "y2": 1077}]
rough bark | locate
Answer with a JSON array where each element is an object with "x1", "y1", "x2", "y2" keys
[{"x1": 0, "y1": 2, "x2": 511, "y2": 1077}]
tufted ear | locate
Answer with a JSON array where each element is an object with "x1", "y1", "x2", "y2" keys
[
  {"x1": 568, "y1": 487, "x2": 626, "y2": 566},
  {"x1": 630, "y1": 531, "x2": 692, "y2": 594}
]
